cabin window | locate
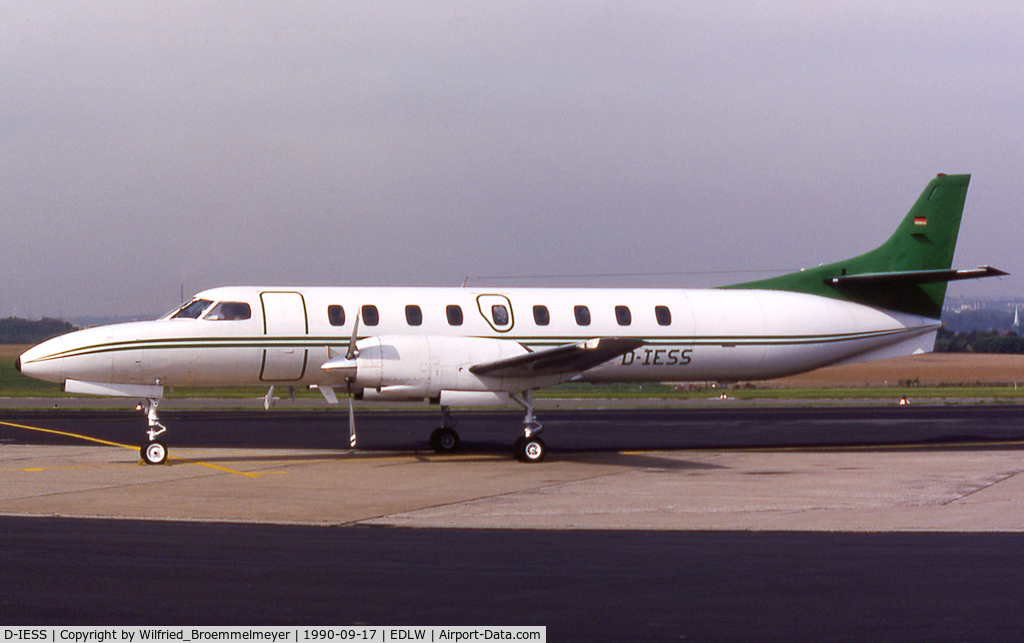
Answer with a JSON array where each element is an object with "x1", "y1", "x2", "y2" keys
[
  {"x1": 172, "y1": 299, "x2": 213, "y2": 319},
  {"x1": 328, "y1": 305, "x2": 345, "y2": 327},
  {"x1": 405, "y1": 305, "x2": 423, "y2": 326},
  {"x1": 204, "y1": 302, "x2": 252, "y2": 321},
  {"x1": 491, "y1": 305, "x2": 509, "y2": 326},
  {"x1": 615, "y1": 305, "x2": 631, "y2": 326},
  {"x1": 361, "y1": 304, "x2": 379, "y2": 326},
  {"x1": 533, "y1": 305, "x2": 550, "y2": 326},
  {"x1": 446, "y1": 305, "x2": 464, "y2": 326},
  {"x1": 655, "y1": 305, "x2": 672, "y2": 326},
  {"x1": 574, "y1": 305, "x2": 591, "y2": 326}
]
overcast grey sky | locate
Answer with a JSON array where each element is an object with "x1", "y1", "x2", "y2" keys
[{"x1": 2, "y1": 1, "x2": 1022, "y2": 318}]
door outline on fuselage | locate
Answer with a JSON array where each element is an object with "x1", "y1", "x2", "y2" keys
[
  {"x1": 259, "y1": 291, "x2": 308, "y2": 382},
  {"x1": 476, "y1": 294, "x2": 514, "y2": 333}
]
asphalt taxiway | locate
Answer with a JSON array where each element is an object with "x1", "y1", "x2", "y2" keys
[
  {"x1": 3, "y1": 405, "x2": 1024, "y2": 638},
  {"x1": 5, "y1": 516, "x2": 1023, "y2": 641},
  {"x1": 2, "y1": 405, "x2": 1024, "y2": 529}
]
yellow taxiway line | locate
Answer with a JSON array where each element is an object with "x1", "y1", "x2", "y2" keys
[{"x1": 0, "y1": 419, "x2": 264, "y2": 478}]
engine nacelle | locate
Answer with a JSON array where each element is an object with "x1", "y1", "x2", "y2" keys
[{"x1": 348, "y1": 335, "x2": 533, "y2": 397}]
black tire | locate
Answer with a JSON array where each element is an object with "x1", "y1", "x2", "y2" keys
[
  {"x1": 513, "y1": 436, "x2": 546, "y2": 463},
  {"x1": 512, "y1": 436, "x2": 526, "y2": 461},
  {"x1": 429, "y1": 427, "x2": 460, "y2": 454},
  {"x1": 141, "y1": 440, "x2": 168, "y2": 465}
]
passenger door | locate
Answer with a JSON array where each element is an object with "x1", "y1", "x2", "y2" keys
[{"x1": 260, "y1": 291, "x2": 308, "y2": 381}]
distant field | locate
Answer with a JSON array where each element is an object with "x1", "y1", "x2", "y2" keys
[
  {"x1": 756, "y1": 353, "x2": 1024, "y2": 387},
  {"x1": 3, "y1": 345, "x2": 1023, "y2": 398},
  {"x1": 0, "y1": 345, "x2": 28, "y2": 360},
  {"x1": 0, "y1": 345, "x2": 63, "y2": 395}
]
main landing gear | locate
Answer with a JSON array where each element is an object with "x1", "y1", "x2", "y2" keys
[
  {"x1": 511, "y1": 390, "x2": 546, "y2": 463},
  {"x1": 427, "y1": 392, "x2": 547, "y2": 462},
  {"x1": 138, "y1": 398, "x2": 168, "y2": 465},
  {"x1": 429, "y1": 406, "x2": 460, "y2": 454}
]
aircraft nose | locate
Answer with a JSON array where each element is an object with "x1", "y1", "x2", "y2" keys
[{"x1": 16, "y1": 336, "x2": 67, "y2": 384}]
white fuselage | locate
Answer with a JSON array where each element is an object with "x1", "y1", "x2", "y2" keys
[{"x1": 19, "y1": 285, "x2": 939, "y2": 402}]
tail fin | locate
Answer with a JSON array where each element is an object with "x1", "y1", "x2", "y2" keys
[{"x1": 724, "y1": 174, "x2": 1005, "y2": 319}]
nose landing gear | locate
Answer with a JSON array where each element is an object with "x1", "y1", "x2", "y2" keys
[{"x1": 138, "y1": 398, "x2": 168, "y2": 465}]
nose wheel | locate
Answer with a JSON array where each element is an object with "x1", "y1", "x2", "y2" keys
[{"x1": 141, "y1": 440, "x2": 168, "y2": 465}]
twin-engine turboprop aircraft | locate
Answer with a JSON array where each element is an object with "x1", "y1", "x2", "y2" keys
[{"x1": 17, "y1": 174, "x2": 1006, "y2": 464}]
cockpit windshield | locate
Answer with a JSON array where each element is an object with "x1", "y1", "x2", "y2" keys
[
  {"x1": 204, "y1": 302, "x2": 252, "y2": 320},
  {"x1": 170, "y1": 298, "x2": 213, "y2": 319}
]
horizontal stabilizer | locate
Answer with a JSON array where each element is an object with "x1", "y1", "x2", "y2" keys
[
  {"x1": 826, "y1": 266, "x2": 1008, "y2": 287},
  {"x1": 470, "y1": 337, "x2": 644, "y2": 378}
]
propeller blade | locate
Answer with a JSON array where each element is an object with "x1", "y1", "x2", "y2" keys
[
  {"x1": 344, "y1": 312, "x2": 361, "y2": 449},
  {"x1": 348, "y1": 392, "x2": 357, "y2": 448},
  {"x1": 345, "y1": 311, "x2": 361, "y2": 361}
]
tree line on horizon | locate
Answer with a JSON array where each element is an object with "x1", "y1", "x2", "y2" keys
[
  {"x1": 934, "y1": 327, "x2": 1024, "y2": 354},
  {"x1": 0, "y1": 317, "x2": 78, "y2": 345}
]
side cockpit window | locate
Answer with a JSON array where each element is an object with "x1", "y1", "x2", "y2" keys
[
  {"x1": 171, "y1": 299, "x2": 213, "y2": 319},
  {"x1": 204, "y1": 302, "x2": 252, "y2": 321}
]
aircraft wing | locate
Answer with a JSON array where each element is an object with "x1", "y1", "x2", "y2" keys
[{"x1": 469, "y1": 337, "x2": 644, "y2": 378}]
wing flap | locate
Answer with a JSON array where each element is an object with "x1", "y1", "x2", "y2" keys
[{"x1": 469, "y1": 337, "x2": 644, "y2": 378}]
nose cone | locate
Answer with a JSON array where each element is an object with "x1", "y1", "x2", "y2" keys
[{"x1": 17, "y1": 336, "x2": 66, "y2": 384}]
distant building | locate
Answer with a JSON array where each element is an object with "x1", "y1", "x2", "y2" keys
[{"x1": 941, "y1": 296, "x2": 1022, "y2": 333}]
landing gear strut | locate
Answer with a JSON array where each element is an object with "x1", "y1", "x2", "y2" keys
[
  {"x1": 429, "y1": 405, "x2": 460, "y2": 453},
  {"x1": 511, "y1": 390, "x2": 546, "y2": 463},
  {"x1": 139, "y1": 397, "x2": 168, "y2": 465}
]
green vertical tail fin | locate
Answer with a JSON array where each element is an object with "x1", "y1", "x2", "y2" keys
[{"x1": 723, "y1": 174, "x2": 1004, "y2": 318}]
